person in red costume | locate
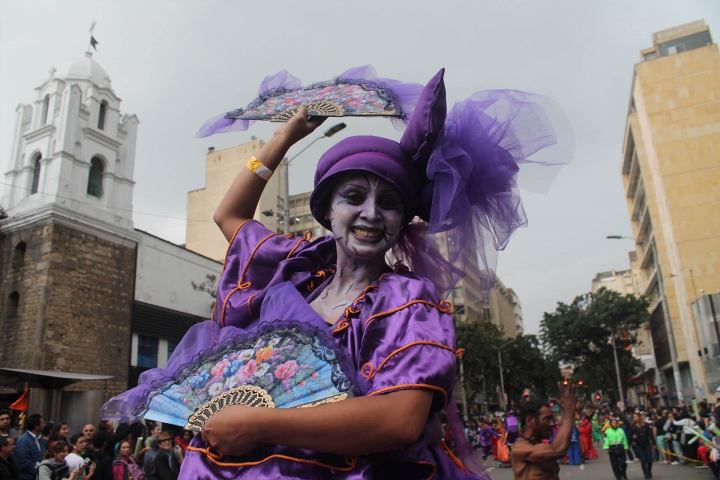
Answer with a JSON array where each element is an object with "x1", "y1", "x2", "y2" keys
[{"x1": 578, "y1": 415, "x2": 598, "y2": 460}]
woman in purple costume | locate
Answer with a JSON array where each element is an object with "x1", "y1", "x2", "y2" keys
[
  {"x1": 480, "y1": 423, "x2": 501, "y2": 461},
  {"x1": 102, "y1": 66, "x2": 572, "y2": 479}
]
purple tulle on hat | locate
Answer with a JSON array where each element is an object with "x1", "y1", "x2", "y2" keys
[{"x1": 418, "y1": 89, "x2": 574, "y2": 294}]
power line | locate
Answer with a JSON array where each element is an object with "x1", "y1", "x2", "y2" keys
[{"x1": 0, "y1": 181, "x2": 214, "y2": 223}]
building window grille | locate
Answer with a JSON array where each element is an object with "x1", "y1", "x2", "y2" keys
[
  {"x1": 41, "y1": 95, "x2": 50, "y2": 126},
  {"x1": 12, "y1": 242, "x2": 26, "y2": 269},
  {"x1": 7, "y1": 292, "x2": 19, "y2": 319},
  {"x1": 138, "y1": 335, "x2": 159, "y2": 368},
  {"x1": 98, "y1": 100, "x2": 108, "y2": 130},
  {"x1": 87, "y1": 157, "x2": 104, "y2": 198},
  {"x1": 31, "y1": 154, "x2": 42, "y2": 195}
]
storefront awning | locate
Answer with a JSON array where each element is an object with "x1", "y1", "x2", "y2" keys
[{"x1": 0, "y1": 368, "x2": 113, "y2": 390}]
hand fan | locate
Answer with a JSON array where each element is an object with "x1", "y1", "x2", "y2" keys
[
  {"x1": 141, "y1": 324, "x2": 353, "y2": 432},
  {"x1": 225, "y1": 78, "x2": 404, "y2": 122}
]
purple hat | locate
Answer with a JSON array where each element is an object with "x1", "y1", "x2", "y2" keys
[{"x1": 310, "y1": 69, "x2": 447, "y2": 229}]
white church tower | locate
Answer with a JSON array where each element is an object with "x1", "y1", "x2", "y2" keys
[{"x1": 2, "y1": 51, "x2": 139, "y2": 235}]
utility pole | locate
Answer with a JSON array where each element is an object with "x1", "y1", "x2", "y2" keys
[{"x1": 611, "y1": 334, "x2": 625, "y2": 405}]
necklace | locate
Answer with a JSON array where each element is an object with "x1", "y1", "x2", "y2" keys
[{"x1": 519, "y1": 434, "x2": 541, "y2": 445}]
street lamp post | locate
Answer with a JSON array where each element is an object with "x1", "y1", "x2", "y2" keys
[
  {"x1": 453, "y1": 299, "x2": 486, "y2": 421},
  {"x1": 282, "y1": 123, "x2": 346, "y2": 234},
  {"x1": 607, "y1": 235, "x2": 684, "y2": 403},
  {"x1": 497, "y1": 338, "x2": 517, "y2": 411}
]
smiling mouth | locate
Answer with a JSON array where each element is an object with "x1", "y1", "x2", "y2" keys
[{"x1": 351, "y1": 227, "x2": 384, "y2": 241}]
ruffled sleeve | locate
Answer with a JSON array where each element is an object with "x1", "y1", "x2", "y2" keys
[
  {"x1": 355, "y1": 272, "x2": 458, "y2": 413},
  {"x1": 215, "y1": 220, "x2": 336, "y2": 329}
]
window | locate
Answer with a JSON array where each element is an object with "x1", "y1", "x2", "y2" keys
[
  {"x1": 97, "y1": 100, "x2": 108, "y2": 130},
  {"x1": 41, "y1": 95, "x2": 50, "y2": 126},
  {"x1": 483, "y1": 307, "x2": 492, "y2": 321},
  {"x1": 7, "y1": 292, "x2": 19, "y2": 319},
  {"x1": 31, "y1": 154, "x2": 42, "y2": 194},
  {"x1": 137, "y1": 335, "x2": 159, "y2": 368},
  {"x1": 87, "y1": 157, "x2": 104, "y2": 198},
  {"x1": 167, "y1": 340, "x2": 178, "y2": 359},
  {"x1": 12, "y1": 242, "x2": 26, "y2": 269}
]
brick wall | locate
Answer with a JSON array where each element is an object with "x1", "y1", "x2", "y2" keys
[{"x1": 0, "y1": 220, "x2": 136, "y2": 398}]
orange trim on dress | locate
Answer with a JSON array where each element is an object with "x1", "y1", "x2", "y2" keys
[
  {"x1": 364, "y1": 300, "x2": 452, "y2": 328},
  {"x1": 439, "y1": 440, "x2": 469, "y2": 473},
  {"x1": 418, "y1": 461, "x2": 437, "y2": 479},
  {"x1": 367, "y1": 383, "x2": 448, "y2": 408},
  {"x1": 185, "y1": 445, "x2": 359, "y2": 471},
  {"x1": 247, "y1": 294, "x2": 258, "y2": 319},
  {"x1": 286, "y1": 230, "x2": 313, "y2": 260},
  {"x1": 220, "y1": 232, "x2": 277, "y2": 327},
  {"x1": 361, "y1": 342, "x2": 457, "y2": 380},
  {"x1": 220, "y1": 219, "x2": 253, "y2": 277}
]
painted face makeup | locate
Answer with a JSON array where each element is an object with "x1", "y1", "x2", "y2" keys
[{"x1": 327, "y1": 173, "x2": 404, "y2": 261}]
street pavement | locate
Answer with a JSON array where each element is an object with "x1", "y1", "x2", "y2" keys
[{"x1": 483, "y1": 447, "x2": 713, "y2": 479}]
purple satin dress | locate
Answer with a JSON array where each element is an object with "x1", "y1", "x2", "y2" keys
[{"x1": 178, "y1": 220, "x2": 478, "y2": 478}]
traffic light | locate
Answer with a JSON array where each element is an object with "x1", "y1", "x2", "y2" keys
[
  {"x1": 562, "y1": 380, "x2": 569, "y2": 386},
  {"x1": 577, "y1": 380, "x2": 583, "y2": 386},
  {"x1": 595, "y1": 394, "x2": 601, "y2": 401},
  {"x1": 523, "y1": 389, "x2": 530, "y2": 397}
]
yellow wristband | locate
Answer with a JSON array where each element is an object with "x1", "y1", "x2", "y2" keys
[{"x1": 246, "y1": 156, "x2": 273, "y2": 181}]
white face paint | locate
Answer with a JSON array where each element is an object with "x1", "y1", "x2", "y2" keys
[{"x1": 326, "y1": 172, "x2": 404, "y2": 261}]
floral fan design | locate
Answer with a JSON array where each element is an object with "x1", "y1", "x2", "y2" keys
[
  {"x1": 141, "y1": 324, "x2": 353, "y2": 431},
  {"x1": 226, "y1": 79, "x2": 404, "y2": 122}
]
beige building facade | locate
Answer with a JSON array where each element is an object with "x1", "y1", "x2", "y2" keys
[
  {"x1": 185, "y1": 140, "x2": 329, "y2": 261},
  {"x1": 620, "y1": 20, "x2": 720, "y2": 401}
]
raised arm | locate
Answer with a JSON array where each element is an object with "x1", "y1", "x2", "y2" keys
[
  {"x1": 213, "y1": 108, "x2": 327, "y2": 241},
  {"x1": 201, "y1": 389, "x2": 433, "y2": 456},
  {"x1": 520, "y1": 384, "x2": 577, "y2": 464}
]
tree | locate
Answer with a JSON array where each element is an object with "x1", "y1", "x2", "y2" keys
[
  {"x1": 540, "y1": 287, "x2": 650, "y2": 403},
  {"x1": 455, "y1": 319, "x2": 504, "y2": 405},
  {"x1": 503, "y1": 334, "x2": 561, "y2": 403},
  {"x1": 191, "y1": 274, "x2": 218, "y2": 313},
  {"x1": 455, "y1": 320, "x2": 560, "y2": 408}
]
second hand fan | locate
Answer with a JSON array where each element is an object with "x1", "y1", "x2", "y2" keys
[{"x1": 142, "y1": 323, "x2": 353, "y2": 432}]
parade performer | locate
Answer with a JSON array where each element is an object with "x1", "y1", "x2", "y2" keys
[
  {"x1": 510, "y1": 384, "x2": 577, "y2": 480},
  {"x1": 578, "y1": 415, "x2": 598, "y2": 459},
  {"x1": 102, "y1": 66, "x2": 572, "y2": 479},
  {"x1": 566, "y1": 424, "x2": 581, "y2": 465},
  {"x1": 591, "y1": 413, "x2": 603, "y2": 444},
  {"x1": 480, "y1": 422, "x2": 501, "y2": 463},
  {"x1": 506, "y1": 410, "x2": 520, "y2": 446}
]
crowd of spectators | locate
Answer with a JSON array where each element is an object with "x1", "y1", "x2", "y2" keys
[{"x1": 0, "y1": 409, "x2": 193, "y2": 480}]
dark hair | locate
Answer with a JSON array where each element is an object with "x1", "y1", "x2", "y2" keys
[
  {"x1": 91, "y1": 432, "x2": 109, "y2": 449},
  {"x1": 117, "y1": 439, "x2": 132, "y2": 453},
  {"x1": 69, "y1": 432, "x2": 84, "y2": 445},
  {"x1": 26, "y1": 414, "x2": 43, "y2": 432},
  {"x1": 0, "y1": 436, "x2": 11, "y2": 448},
  {"x1": 44, "y1": 440, "x2": 68, "y2": 460},
  {"x1": 519, "y1": 399, "x2": 550, "y2": 428},
  {"x1": 98, "y1": 420, "x2": 111, "y2": 432},
  {"x1": 42, "y1": 421, "x2": 54, "y2": 437},
  {"x1": 48, "y1": 422, "x2": 67, "y2": 442},
  {"x1": 0, "y1": 409, "x2": 10, "y2": 417}
]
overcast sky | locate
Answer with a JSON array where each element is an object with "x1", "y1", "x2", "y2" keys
[{"x1": 2, "y1": 0, "x2": 719, "y2": 335}]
